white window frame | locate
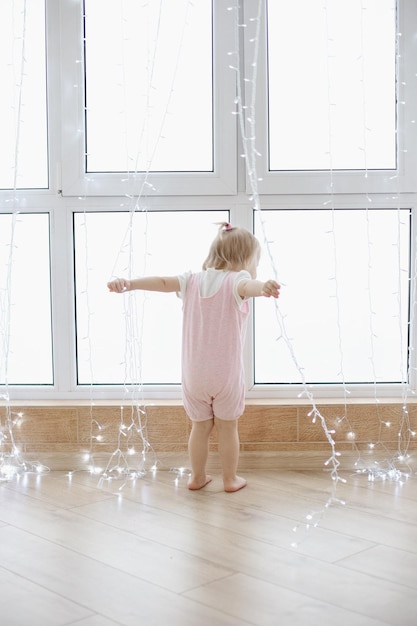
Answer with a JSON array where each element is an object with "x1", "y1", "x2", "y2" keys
[
  {"x1": 243, "y1": 0, "x2": 417, "y2": 195},
  {"x1": 245, "y1": 198, "x2": 417, "y2": 399},
  {"x1": 0, "y1": 0, "x2": 416, "y2": 401},
  {"x1": 59, "y1": 0, "x2": 237, "y2": 197}
]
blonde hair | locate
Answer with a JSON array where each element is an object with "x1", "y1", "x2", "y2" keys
[{"x1": 202, "y1": 223, "x2": 260, "y2": 271}]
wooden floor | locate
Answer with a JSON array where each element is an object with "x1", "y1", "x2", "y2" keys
[{"x1": 0, "y1": 466, "x2": 416, "y2": 626}]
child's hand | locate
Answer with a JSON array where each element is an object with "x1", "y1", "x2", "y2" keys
[
  {"x1": 107, "y1": 278, "x2": 130, "y2": 293},
  {"x1": 261, "y1": 279, "x2": 280, "y2": 298}
]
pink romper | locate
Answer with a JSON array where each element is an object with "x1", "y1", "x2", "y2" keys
[{"x1": 180, "y1": 270, "x2": 250, "y2": 421}]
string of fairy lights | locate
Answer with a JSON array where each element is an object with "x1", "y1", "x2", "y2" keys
[
  {"x1": 0, "y1": 0, "x2": 48, "y2": 480},
  {"x1": 0, "y1": 1, "x2": 415, "y2": 516},
  {"x1": 352, "y1": 1, "x2": 415, "y2": 479},
  {"x1": 233, "y1": 0, "x2": 415, "y2": 541},
  {"x1": 70, "y1": 2, "x2": 169, "y2": 486},
  {"x1": 234, "y1": 1, "x2": 345, "y2": 539},
  {"x1": 71, "y1": 1, "x2": 199, "y2": 488}
]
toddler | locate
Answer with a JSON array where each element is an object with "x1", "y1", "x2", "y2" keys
[{"x1": 108, "y1": 223, "x2": 280, "y2": 492}]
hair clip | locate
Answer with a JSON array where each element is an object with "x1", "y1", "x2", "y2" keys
[{"x1": 224, "y1": 223, "x2": 233, "y2": 231}]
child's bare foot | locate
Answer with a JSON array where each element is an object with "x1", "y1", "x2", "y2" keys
[
  {"x1": 224, "y1": 476, "x2": 247, "y2": 492},
  {"x1": 187, "y1": 474, "x2": 212, "y2": 490}
]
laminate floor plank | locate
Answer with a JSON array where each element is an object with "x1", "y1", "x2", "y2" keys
[
  {"x1": 184, "y1": 572, "x2": 391, "y2": 626},
  {"x1": 0, "y1": 525, "x2": 244, "y2": 626},
  {"x1": 0, "y1": 566, "x2": 93, "y2": 626},
  {"x1": 72, "y1": 489, "x2": 376, "y2": 564},
  {"x1": 1, "y1": 469, "x2": 416, "y2": 626}
]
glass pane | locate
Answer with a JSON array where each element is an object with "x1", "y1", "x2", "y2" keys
[
  {"x1": 254, "y1": 208, "x2": 410, "y2": 384},
  {"x1": 74, "y1": 210, "x2": 228, "y2": 384},
  {"x1": 267, "y1": 0, "x2": 396, "y2": 171},
  {"x1": 84, "y1": 0, "x2": 213, "y2": 173},
  {"x1": 0, "y1": 0, "x2": 48, "y2": 189},
  {"x1": 0, "y1": 214, "x2": 53, "y2": 384}
]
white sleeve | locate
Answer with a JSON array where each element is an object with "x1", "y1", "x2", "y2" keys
[
  {"x1": 233, "y1": 270, "x2": 252, "y2": 306},
  {"x1": 176, "y1": 270, "x2": 192, "y2": 300}
]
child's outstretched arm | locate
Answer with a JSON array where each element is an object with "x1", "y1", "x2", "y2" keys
[
  {"x1": 107, "y1": 276, "x2": 180, "y2": 293},
  {"x1": 238, "y1": 278, "x2": 280, "y2": 299}
]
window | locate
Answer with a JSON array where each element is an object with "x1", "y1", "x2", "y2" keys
[
  {"x1": 0, "y1": 0, "x2": 48, "y2": 189},
  {"x1": 267, "y1": 0, "x2": 396, "y2": 172},
  {"x1": 84, "y1": 0, "x2": 213, "y2": 173},
  {"x1": 247, "y1": 0, "x2": 417, "y2": 194},
  {"x1": 74, "y1": 210, "x2": 228, "y2": 385},
  {"x1": 254, "y1": 208, "x2": 410, "y2": 386},
  {"x1": 0, "y1": 0, "x2": 416, "y2": 399},
  {"x1": 60, "y1": 0, "x2": 237, "y2": 196},
  {"x1": 0, "y1": 213, "x2": 52, "y2": 385}
]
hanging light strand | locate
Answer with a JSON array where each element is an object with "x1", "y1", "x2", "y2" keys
[
  {"x1": 0, "y1": 0, "x2": 49, "y2": 481},
  {"x1": 231, "y1": 1, "x2": 345, "y2": 540}
]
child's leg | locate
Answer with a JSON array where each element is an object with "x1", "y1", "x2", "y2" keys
[
  {"x1": 187, "y1": 418, "x2": 214, "y2": 490},
  {"x1": 214, "y1": 416, "x2": 246, "y2": 492}
]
